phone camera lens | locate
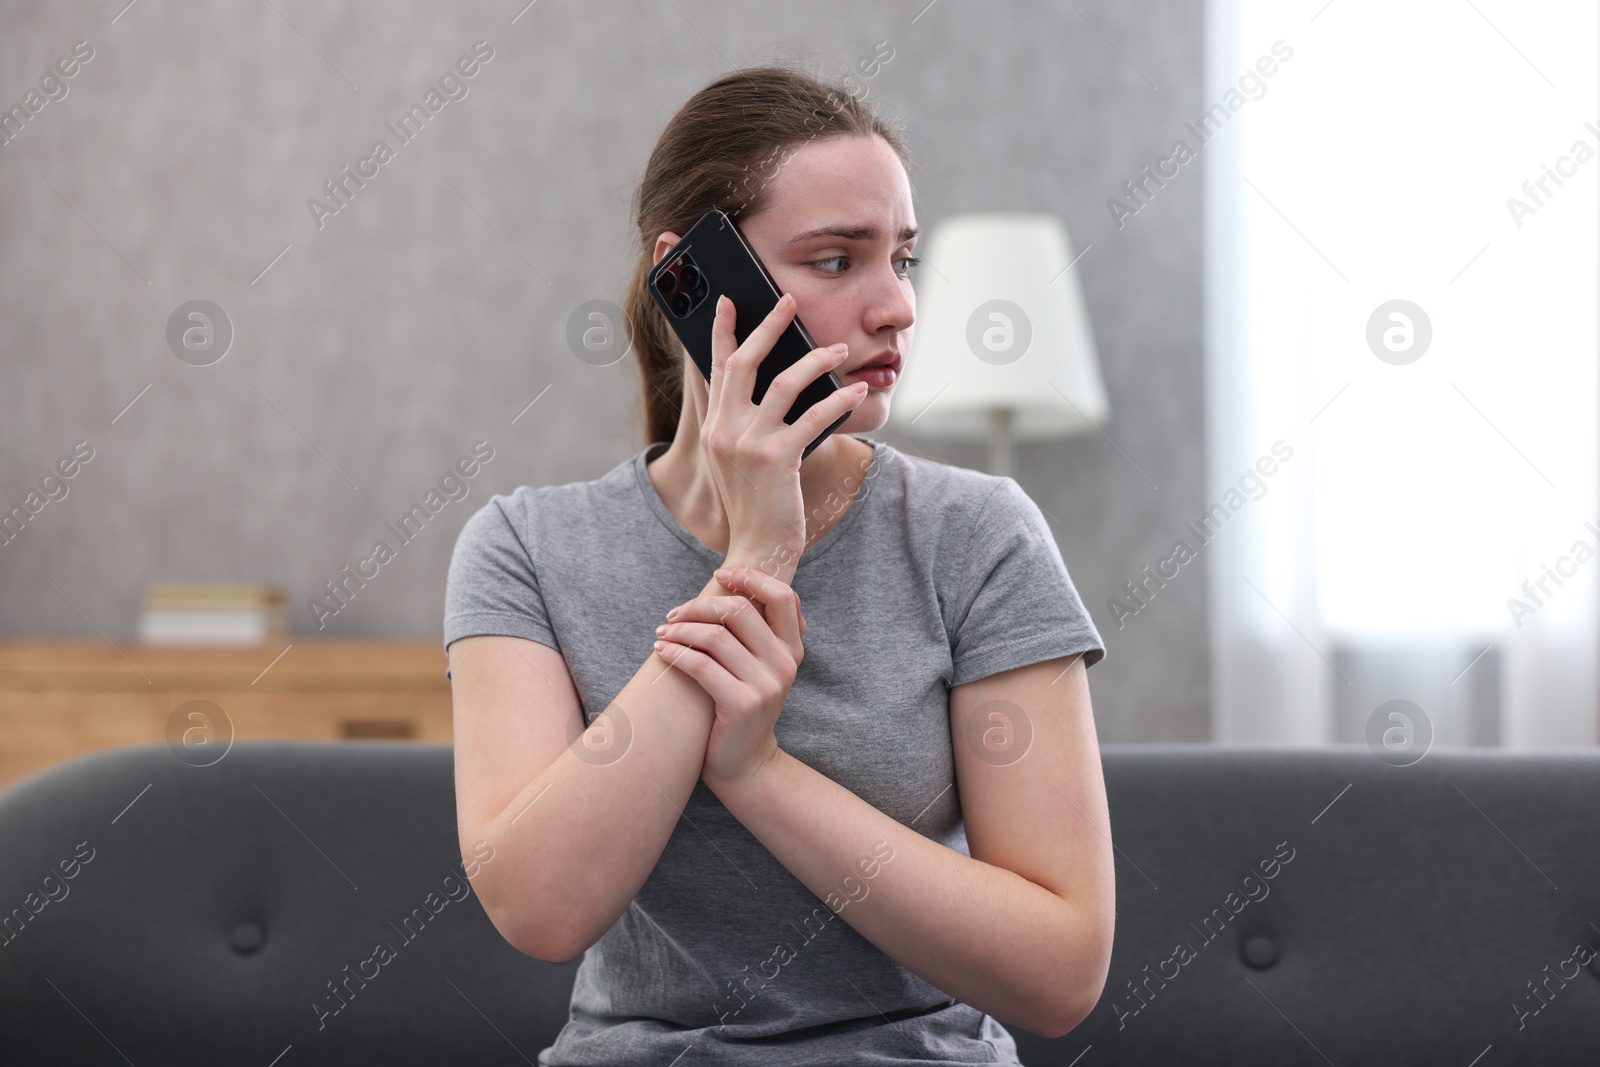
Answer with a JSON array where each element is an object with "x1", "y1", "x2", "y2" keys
[
  {"x1": 679, "y1": 264, "x2": 700, "y2": 289},
  {"x1": 671, "y1": 292, "x2": 692, "y2": 317},
  {"x1": 657, "y1": 270, "x2": 678, "y2": 296}
]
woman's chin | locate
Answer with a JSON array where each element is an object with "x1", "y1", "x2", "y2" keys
[{"x1": 839, "y1": 398, "x2": 890, "y2": 434}]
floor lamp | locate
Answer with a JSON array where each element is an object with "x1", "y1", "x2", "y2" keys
[{"x1": 888, "y1": 212, "x2": 1109, "y2": 478}]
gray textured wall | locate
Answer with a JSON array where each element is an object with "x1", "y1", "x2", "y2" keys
[{"x1": 0, "y1": 1, "x2": 1205, "y2": 742}]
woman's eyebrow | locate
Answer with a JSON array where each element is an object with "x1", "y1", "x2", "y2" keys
[{"x1": 787, "y1": 223, "x2": 919, "y2": 245}]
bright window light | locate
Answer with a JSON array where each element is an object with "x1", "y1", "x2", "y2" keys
[{"x1": 1237, "y1": 0, "x2": 1598, "y2": 638}]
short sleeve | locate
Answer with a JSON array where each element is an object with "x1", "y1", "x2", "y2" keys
[
  {"x1": 947, "y1": 477, "x2": 1105, "y2": 687},
  {"x1": 442, "y1": 493, "x2": 559, "y2": 680}
]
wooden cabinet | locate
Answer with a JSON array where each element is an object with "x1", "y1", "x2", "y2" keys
[{"x1": 0, "y1": 641, "x2": 453, "y2": 793}]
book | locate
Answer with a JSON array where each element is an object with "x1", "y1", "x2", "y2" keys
[{"x1": 137, "y1": 583, "x2": 287, "y2": 645}]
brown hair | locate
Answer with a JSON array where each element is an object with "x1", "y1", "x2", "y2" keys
[{"x1": 624, "y1": 60, "x2": 915, "y2": 450}]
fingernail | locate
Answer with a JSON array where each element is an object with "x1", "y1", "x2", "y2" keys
[
  {"x1": 666, "y1": 607, "x2": 679, "y2": 619},
  {"x1": 830, "y1": 343, "x2": 848, "y2": 354},
  {"x1": 655, "y1": 624, "x2": 667, "y2": 634},
  {"x1": 715, "y1": 567, "x2": 732, "y2": 580}
]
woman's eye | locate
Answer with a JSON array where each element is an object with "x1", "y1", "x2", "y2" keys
[{"x1": 810, "y1": 255, "x2": 923, "y2": 276}]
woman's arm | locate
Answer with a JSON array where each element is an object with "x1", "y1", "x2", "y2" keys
[
  {"x1": 452, "y1": 567, "x2": 748, "y2": 962},
  {"x1": 702, "y1": 653, "x2": 1112, "y2": 1039}
]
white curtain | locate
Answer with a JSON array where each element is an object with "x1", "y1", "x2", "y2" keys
[{"x1": 1206, "y1": 0, "x2": 1598, "y2": 746}]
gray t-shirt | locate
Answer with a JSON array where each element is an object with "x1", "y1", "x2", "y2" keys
[{"x1": 443, "y1": 435, "x2": 1105, "y2": 1066}]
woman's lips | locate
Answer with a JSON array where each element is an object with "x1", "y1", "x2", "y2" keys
[{"x1": 846, "y1": 366, "x2": 896, "y2": 387}]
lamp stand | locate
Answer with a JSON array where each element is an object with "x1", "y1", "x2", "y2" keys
[{"x1": 987, "y1": 407, "x2": 1016, "y2": 479}]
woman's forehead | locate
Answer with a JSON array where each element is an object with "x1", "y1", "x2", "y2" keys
[{"x1": 754, "y1": 138, "x2": 915, "y2": 238}]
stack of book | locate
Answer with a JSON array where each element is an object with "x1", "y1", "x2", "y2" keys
[{"x1": 137, "y1": 583, "x2": 288, "y2": 645}]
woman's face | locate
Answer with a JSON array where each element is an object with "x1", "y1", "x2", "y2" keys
[{"x1": 656, "y1": 133, "x2": 918, "y2": 434}]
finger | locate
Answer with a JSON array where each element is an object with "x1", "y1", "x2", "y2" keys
[
  {"x1": 668, "y1": 593, "x2": 792, "y2": 670},
  {"x1": 725, "y1": 293, "x2": 799, "y2": 421},
  {"x1": 669, "y1": 595, "x2": 776, "y2": 649},
  {"x1": 759, "y1": 342, "x2": 850, "y2": 425},
  {"x1": 714, "y1": 568, "x2": 802, "y2": 651},
  {"x1": 708, "y1": 294, "x2": 736, "y2": 403},
  {"x1": 654, "y1": 629, "x2": 757, "y2": 695},
  {"x1": 776, "y1": 379, "x2": 869, "y2": 456},
  {"x1": 653, "y1": 639, "x2": 741, "y2": 705},
  {"x1": 704, "y1": 295, "x2": 737, "y2": 433}
]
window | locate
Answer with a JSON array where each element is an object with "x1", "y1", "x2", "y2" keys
[{"x1": 1207, "y1": 0, "x2": 1598, "y2": 745}]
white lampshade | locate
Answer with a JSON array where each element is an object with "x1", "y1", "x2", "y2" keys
[{"x1": 889, "y1": 212, "x2": 1109, "y2": 465}]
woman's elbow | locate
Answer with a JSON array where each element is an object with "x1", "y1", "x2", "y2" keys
[
  {"x1": 1035, "y1": 972, "x2": 1108, "y2": 1040},
  {"x1": 1054, "y1": 978, "x2": 1109, "y2": 1039},
  {"x1": 1042, "y1": 905, "x2": 1114, "y2": 1038},
  {"x1": 468, "y1": 862, "x2": 567, "y2": 963},
  {"x1": 498, "y1": 900, "x2": 597, "y2": 964},
  {"x1": 494, "y1": 903, "x2": 579, "y2": 964},
  {"x1": 493, "y1": 894, "x2": 585, "y2": 963}
]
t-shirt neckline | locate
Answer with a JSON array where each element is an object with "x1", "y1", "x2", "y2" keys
[{"x1": 633, "y1": 436, "x2": 886, "y2": 569}]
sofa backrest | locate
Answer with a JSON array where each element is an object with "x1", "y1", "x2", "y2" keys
[
  {"x1": 1022, "y1": 743, "x2": 1600, "y2": 1066},
  {"x1": 0, "y1": 741, "x2": 1595, "y2": 1065},
  {"x1": 0, "y1": 740, "x2": 575, "y2": 1064}
]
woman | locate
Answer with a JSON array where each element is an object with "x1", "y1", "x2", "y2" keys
[{"x1": 445, "y1": 62, "x2": 1113, "y2": 1065}]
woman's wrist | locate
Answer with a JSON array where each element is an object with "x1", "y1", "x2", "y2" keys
[{"x1": 720, "y1": 552, "x2": 796, "y2": 587}]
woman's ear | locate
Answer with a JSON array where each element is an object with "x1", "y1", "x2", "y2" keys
[{"x1": 653, "y1": 231, "x2": 681, "y2": 267}]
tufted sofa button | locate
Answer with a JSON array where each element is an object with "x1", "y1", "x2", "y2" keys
[
  {"x1": 230, "y1": 921, "x2": 265, "y2": 955},
  {"x1": 1241, "y1": 933, "x2": 1278, "y2": 969}
]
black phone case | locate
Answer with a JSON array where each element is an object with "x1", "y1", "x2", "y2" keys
[{"x1": 646, "y1": 208, "x2": 850, "y2": 460}]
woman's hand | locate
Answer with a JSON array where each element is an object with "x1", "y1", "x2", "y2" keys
[
  {"x1": 652, "y1": 566, "x2": 807, "y2": 792},
  {"x1": 702, "y1": 292, "x2": 870, "y2": 578}
]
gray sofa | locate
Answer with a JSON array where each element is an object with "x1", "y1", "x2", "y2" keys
[{"x1": 1, "y1": 740, "x2": 1596, "y2": 1064}]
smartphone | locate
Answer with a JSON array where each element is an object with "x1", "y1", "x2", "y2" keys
[{"x1": 647, "y1": 207, "x2": 851, "y2": 460}]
